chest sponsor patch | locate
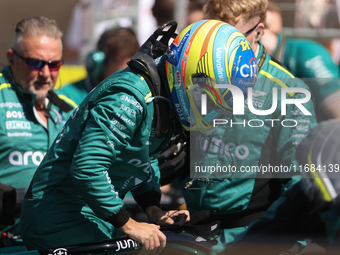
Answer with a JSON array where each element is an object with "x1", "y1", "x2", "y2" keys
[{"x1": 6, "y1": 121, "x2": 31, "y2": 130}]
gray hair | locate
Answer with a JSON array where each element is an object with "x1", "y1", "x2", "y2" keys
[{"x1": 12, "y1": 16, "x2": 63, "y2": 48}]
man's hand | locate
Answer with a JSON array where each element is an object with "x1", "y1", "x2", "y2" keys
[
  {"x1": 118, "y1": 218, "x2": 166, "y2": 251},
  {"x1": 145, "y1": 205, "x2": 190, "y2": 224}
]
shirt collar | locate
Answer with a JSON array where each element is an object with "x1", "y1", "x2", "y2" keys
[{"x1": 3, "y1": 65, "x2": 38, "y2": 108}]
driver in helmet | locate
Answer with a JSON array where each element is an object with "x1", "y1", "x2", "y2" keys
[
  {"x1": 160, "y1": 15, "x2": 317, "y2": 255},
  {"x1": 20, "y1": 20, "x2": 257, "y2": 251}
]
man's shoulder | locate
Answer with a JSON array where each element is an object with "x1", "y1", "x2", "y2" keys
[
  {"x1": 98, "y1": 68, "x2": 152, "y2": 100},
  {"x1": 258, "y1": 53, "x2": 309, "y2": 90},
  {"x1": 0, "y1": 68, "x2": 13, "y2": 94},
  {"x1": 59, "y1": 79, "x2": 86, "y2": 94},
  {"x1": 56, "y1": 79, "x2": 88, "y2": 107},
  {"x1": 260, "y1": 53, "x2": 295, "y2": 78},
  {"x1": 286, "y1": 38, "x2": 327, "y2": 53}
]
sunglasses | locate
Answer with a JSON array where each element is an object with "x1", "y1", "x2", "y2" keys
[
  {"x1": 243, "y1": 20, "x2": 261, "y2": 37},
  {"x1": 12, "y1": 49, "x2": 63, "y2": 71}
]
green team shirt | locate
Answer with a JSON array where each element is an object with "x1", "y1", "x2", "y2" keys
[
  {"x1": 180, "y1": 43, "x2": 317, "y2": 242},
  {"x1": 20, "y1": 67, "x2": 173, "y2": 249},
  {"x1": 0, "y1": 66, "x2": 75, "y2": 190},
  {"x1": 0, "y1": 66, "x2": 75, "y2": 234},
  {"x1": 273, "y1": 35, "x2": 340, "y2": 121},
  {"x1": 56, "y1": 76, "x2": 93, "y2": 106}
]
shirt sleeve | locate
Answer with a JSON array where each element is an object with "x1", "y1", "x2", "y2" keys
[
  {"x1": 69, "y1": 89, "x2": 144, "y2": 226},
  {"x1": 132, "y1": 157, "x2": 162, "y2": 211}
]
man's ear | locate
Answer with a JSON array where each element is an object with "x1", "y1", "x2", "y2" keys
[
  {"x1": 7, "y1": 49, "x2": 14, "y2": 65},
  {"x1": 255, "y1": 23, "x2": 265, "y2": 41}
]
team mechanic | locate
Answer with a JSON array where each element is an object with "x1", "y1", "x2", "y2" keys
[
  {"x1": 226, "y1": 119, "x2": 340, "y2": 254},
  {"x1": 20, "y1": 21, "x2": 191, "y2": 251},
  {"x1": 165, "y1": 1, "x2": 318, "y2": 251},
  {"x1": 262, "y1": 1, "x2": 340, "y2": 121},
  {"x1": 57, "y1": 27, "x2": 140, "y2": 106},
  {"x1": 0, "y1": 17, "x2": 75, "y2": 235}
]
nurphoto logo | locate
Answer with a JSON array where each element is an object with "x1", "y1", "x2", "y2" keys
[{"x1": 199, "y1": 84, "x2": 312, "y2": 128}]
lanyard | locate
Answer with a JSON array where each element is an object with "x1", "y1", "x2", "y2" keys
[{"x1": 258, "y1": 47, "x2": 267, "y2": 70}]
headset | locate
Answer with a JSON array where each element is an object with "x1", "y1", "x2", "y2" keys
[{"x1": 85, "y1": 27, "x2": 136, "y2": 85}]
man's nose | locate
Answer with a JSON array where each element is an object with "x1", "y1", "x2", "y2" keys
[{"x1": 38, "y1": 64, "x2": 51, "y2": 78}]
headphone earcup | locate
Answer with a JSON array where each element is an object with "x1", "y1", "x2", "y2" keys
[{"x1": 85, "y1": 50, "x2": 105, "y2": 83}]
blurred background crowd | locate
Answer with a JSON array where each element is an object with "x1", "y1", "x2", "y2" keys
[{"x1": 1, "y1": 0, "x2": 339, "y2": 90}]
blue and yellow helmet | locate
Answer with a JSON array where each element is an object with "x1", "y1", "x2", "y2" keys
[{"x1": 165, "y1": 19, "x2": 257, "y2": 133}]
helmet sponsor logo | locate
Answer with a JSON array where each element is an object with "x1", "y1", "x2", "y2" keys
[
  {"x1": 185, "y1": 42, "x2": 192, "y2": 58},
  {"x1": 176, "y1": 70, "x2": 181, "y2": 85},
  {"x1": 166, "y1": 29, "x2": 191, "y2": 67},
  {"x1": 232, "y1": 56, "x2": 242, "y2": 79},
  {"x1": 175, "y1": 103, "x2": 186, "y2": 121},
  {"x1": 240, "y1": 58, "x2": 257, "y2": 78},
  {"x1": 240, "y1": 39, "x2": 251, "y2": 51},
  {"x1": 181, "y1": 60, "x2": 187, "y2": 88},
  {"x1": 176, "y1": 89, "x2": 191, "y2": 122},
  {"x1": 216, "y1": 47, "x2": 225, "y2": 81},
  {"x1": 178, "y1": 31, "x2": 191, "y2": 55},
  {"x1": 221, "y1": 25, "x2": 235, "y2": 34}
]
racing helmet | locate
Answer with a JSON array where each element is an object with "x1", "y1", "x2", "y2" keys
[{"x1": 165, "y1": 19, "x2": 257, "y2": 133}]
